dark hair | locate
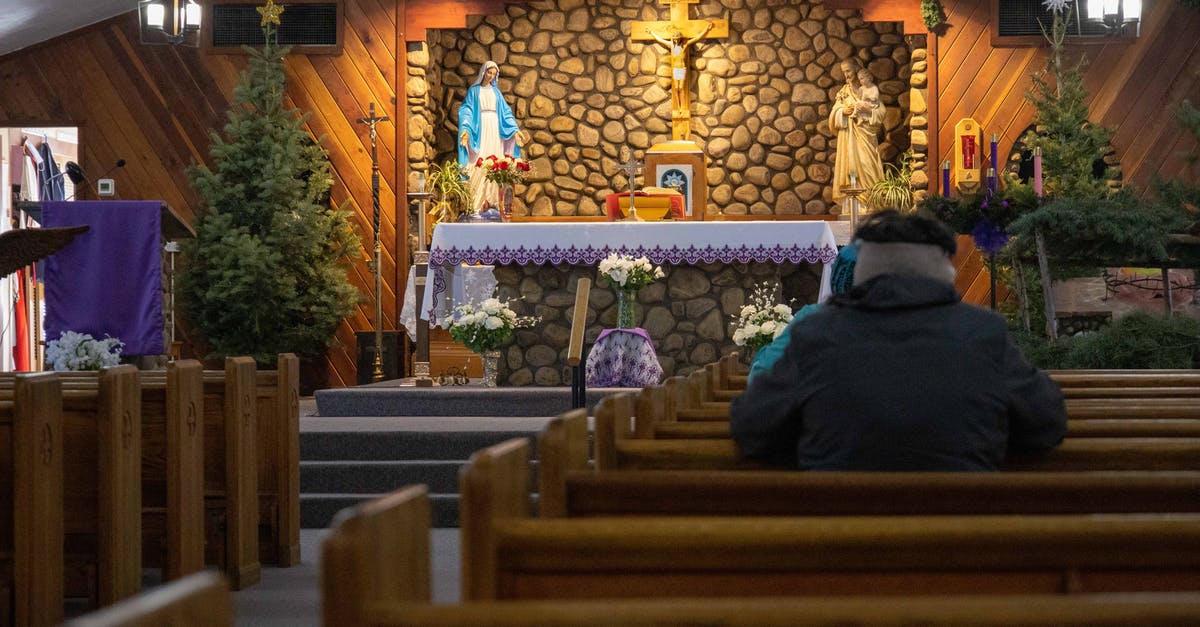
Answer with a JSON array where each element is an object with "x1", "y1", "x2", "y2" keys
[{"x1": 853, "y1": 210, "x2": 957, "y2": 257}]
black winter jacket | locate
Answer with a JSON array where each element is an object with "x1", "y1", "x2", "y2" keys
[{"x1": 730, "y1": 273, "x2": 1067, "y2": 471}]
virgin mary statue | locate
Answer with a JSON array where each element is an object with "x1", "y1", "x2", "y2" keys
[{"x1": 458, "y1": 60, "x2": 523, "y2": 214}]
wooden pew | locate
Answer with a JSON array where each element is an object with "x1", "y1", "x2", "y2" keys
[
  {"x1": 127, "y1": 358, "x2": 260, "y2": 588},
  {"x1": 0, "y1": 373, "x2": 64, "y2": 627},
  {"x1": 596, "y1": 394, "x2": 1200, "y2": 471},
  {"x1": 64, "y1": 571, "x2": 231, "y2": 627},
  {"x1": 324, "y1": 485, "x2": 1200, "y2": 627},
  {"x1": 141, "y1": 354, "x2": 299, "y2": 570},
  {"x1": 652, "y1": 416, "x2": 1200, "y2": 439},
  {"x1": 540, "y1": 411, "x2": 1200, "y2": 518},
  {"x1": 45, "y1": 362, "x2": 225, "y2": 586},
  {"x1": 0, "y1": 367, "x2": 142, "y2": 612},
  {"x1": 463, "y1": 437, "x2": 1200, "y2": 600}
]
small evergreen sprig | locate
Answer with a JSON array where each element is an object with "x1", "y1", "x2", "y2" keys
[{"x1": 920, "y1": 0, "x2": 945, "y2": 30}]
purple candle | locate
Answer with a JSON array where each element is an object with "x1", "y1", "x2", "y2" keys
[
  {"x1": 989, "y1": 134, "x2": 999, "y2": 192},
  {"x1": 942, "y1": 160, "x2": 951, "y2": 198},
  {"x1": 1033, "y1": 147, "x2": 1043, "y2": 198}
]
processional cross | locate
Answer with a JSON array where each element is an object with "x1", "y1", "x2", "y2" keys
[
  {"x1": 631, "y1": 0, "x2": 728, "y2": 140},
  {"x1": 356, "y1": 102, "x2": 390, "y2": 382},
  {"x1": 617, "y1": 150, "x2": 644, "y2": 222}
]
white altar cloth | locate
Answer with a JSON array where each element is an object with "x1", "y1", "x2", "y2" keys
[{"x1": 420, "y1": 221, "x2": 839, "y2": 326}]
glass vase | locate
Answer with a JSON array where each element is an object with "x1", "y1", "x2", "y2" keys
[
  {"x1": 480, "y1": 350, "x2": 501, "y2": 387},
  {"x1": 616, "y1": 288, "x2": 638, "y2": 329}
]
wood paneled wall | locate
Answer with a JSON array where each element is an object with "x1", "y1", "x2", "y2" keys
[
  {"x1": 935, "y1": 0, "x2": 1200, "y2": 189},
  {"x1": 0, "y1": 4, "x2": 401, "y2": 388}
]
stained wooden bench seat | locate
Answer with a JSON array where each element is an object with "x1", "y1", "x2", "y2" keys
[
  {"x1": 64, "y1": 571, "x2": 231, "y2": 627},
  {"x1": 602, "y1": 436, "x2": 1200, "y2": 472},
  {"x1": 323, "y1": 485, "x2": 1200, "y2": 627},
  {"x1": 541, "y1": 410, "x2": 1200, "y2": 518},
  {"x1": 462, "y1": 439, "x2": 1200, "y2": 601},
  {"x1": 1050, "y1": 371, "x2": 1200, "y2": 387},
  {"x1": 653, "y1": 418, "x2": 1200, "y2": 439}
]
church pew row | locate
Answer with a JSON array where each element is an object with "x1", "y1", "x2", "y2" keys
[
  {"x1": 0, "y1": 373, "x2": 63, "y2": 626},
  {"x1": 461, "y1": 438, "x2": 1200, "y2": 601},
  {"x1": 143, "y1": 353, "x2": 299, "y2": 568},
  {"x1": 22, "y1": 362, "x2": 208, "y2": 583},
  {"x1": 64, "y1": 571, "x2": 231, "y2": 627},
  {"x1": 652, "y1": 418, "x2": 1200, "y2": 439},
  {"x1": 322, "y1": 485, "x2": 1200, "y2": 627},
  {"x1": 0, "y1": 367, "x2": 142, "y2": 620},
  {"x1": 539, "y1": 410, "x2": 1200, "y2": 519},
  {"x1": 19, "y1": 359, "x2": 261, "y2": 590},
  {"x1": 61, "y1": 354, "x2": 299, "y2": 571},
  {"x1": 595, "y1": 394, "x2": 1200, "y2": 472}
]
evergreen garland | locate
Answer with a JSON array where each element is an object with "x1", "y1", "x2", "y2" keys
[
  {"x1": 180, "y1": 5, "x2": 360, "y2": 364},
  {"x1": 920, "y1": 0, "x2": 945, "y2": 30}
]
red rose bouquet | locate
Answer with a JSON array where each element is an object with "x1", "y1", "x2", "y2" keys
[{"x1": 477, "y1": 154, "x2": 531, "y2": 187}]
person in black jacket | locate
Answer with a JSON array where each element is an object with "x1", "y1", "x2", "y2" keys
[{"x1": 730, "y1": 210, "x2": 1066, "y2": 471}]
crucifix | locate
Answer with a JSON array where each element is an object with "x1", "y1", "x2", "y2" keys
[
  {"x1": 356, "y1": 102, "x2": 390, "y2": 382},
  {"x1": 632, "y1": 0, "x2": 729, "y2": 140},
  {"x1": 617, "y1": 150, "x2": 644, "y2": 222}
]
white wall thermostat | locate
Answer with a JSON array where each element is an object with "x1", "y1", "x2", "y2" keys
[{"x1": 97, "y1": 179, "x2": 115, "y2": 196}]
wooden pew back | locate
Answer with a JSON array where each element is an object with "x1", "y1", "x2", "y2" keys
[
  {"x1": 64, "y1": 571, "x2": 231, "y2": 627},
  {"x1": 321, "y1": 485, "x2": 431, "y2": 627},
  {"x1": 0, "y1": 373, "x2": 64, "y2": 626},
  {"x1": 464, "y1": 437, "x2": 1200, "y2": 600}
]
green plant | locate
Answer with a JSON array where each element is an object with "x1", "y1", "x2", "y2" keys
[
  {"x1": 1015, "y1": 313, "x2": 1200, "y2": 369},
  {"x1": 426, "y1": 159, "x2": 473, "y2": 224},
  {"x1": 920, "y1": 0, "x2": 945, "y2": 30},
  {"x1": 181, "y1": 9, "x2": 360, "y2": 364},
  {"x1": 1007, "y1": 194, "x2": 1190, "y2": 265},
  {"x1": 865, "y1": 157, "x2": 914, "y2": 212}
]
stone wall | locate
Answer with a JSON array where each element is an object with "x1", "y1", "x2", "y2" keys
[
  {"x1": 493, "y1": 261, "x2": 822, "y2": 385},
  {"x1": 407, "y1": 0, "x2": 913, "y2": 216}
]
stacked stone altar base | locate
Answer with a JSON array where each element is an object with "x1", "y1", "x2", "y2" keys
[{"x1": 492, "y1": 260, "x2": 822, "y2": 386}]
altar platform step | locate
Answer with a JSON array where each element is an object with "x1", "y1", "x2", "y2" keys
[
  {"x1": 313, "y1": 381, "x2": 627, "y2": 417},
  {"x1": 299, "y1": 415, "x2": 571, "y2": 528}
]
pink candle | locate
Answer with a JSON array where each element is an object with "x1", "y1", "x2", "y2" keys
[
  {"x1": 942, "y1": 160, "x2": 951, "y2": 199},
  {"x1": 1033, "y1": 147, "x2": 1043, "y2": 198}
]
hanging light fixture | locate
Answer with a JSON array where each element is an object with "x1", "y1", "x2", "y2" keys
[
  {"x1": 138, "y1": 0, "x2": 203, "y2": 46},
  {"x1": 1084, "y1": 0, "x2": 1141, "y2": 36}
]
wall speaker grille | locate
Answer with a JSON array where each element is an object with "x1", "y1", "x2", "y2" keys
[{"x1": 212, "y1": 3, "x2": 338, "y2": 47}]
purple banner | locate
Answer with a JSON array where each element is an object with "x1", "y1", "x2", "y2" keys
[{"x1": 43, "y1": 201, "x2": 163, "y2": 355}]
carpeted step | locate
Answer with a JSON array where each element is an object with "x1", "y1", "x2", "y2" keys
[
  {"x1": 314, "y1": 385, "x2": 628, "y2": 417},
  {"x1": 302, "y1": 493, "x2": 462, "y2": 529},
  {"x1": 300, "y1": 429, "x2": 538, "y2": 461},
  {"x1": 301, "y1": 460, "x2": 465, "y2": 494}
]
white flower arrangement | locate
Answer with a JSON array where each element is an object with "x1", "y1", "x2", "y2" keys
[
  {"x1": 45, "y1": 331, "x2": 124, "y2": 371},
  {"x1": 597, "y1": 253, "x2": 665, "y2": 291},
  {"x1": 448, "y1": 297, "x2": 538, "y2": 354},
  {"x1": 731, "y1": 283, "x2": 794, "y2": 353}
]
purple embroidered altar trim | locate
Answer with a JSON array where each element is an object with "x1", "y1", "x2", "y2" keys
[
  {"x1": 428, "y1": 242, "x2": 837, "y2": 267},
  {"x1": 427, "y1": 242, "x2": 837, "y2": 324}
]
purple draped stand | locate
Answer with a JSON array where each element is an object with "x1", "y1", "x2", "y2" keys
[
  {"x1": 585, "y1": 327, "x2": 663, "y2": 388},
  {"x1": 43, "y1": 201, "x2": 164, "y2": 355}
]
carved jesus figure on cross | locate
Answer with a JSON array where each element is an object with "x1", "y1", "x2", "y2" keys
[{"x1": 632, "y1": 0, "x2": 728, "y2": 140}]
